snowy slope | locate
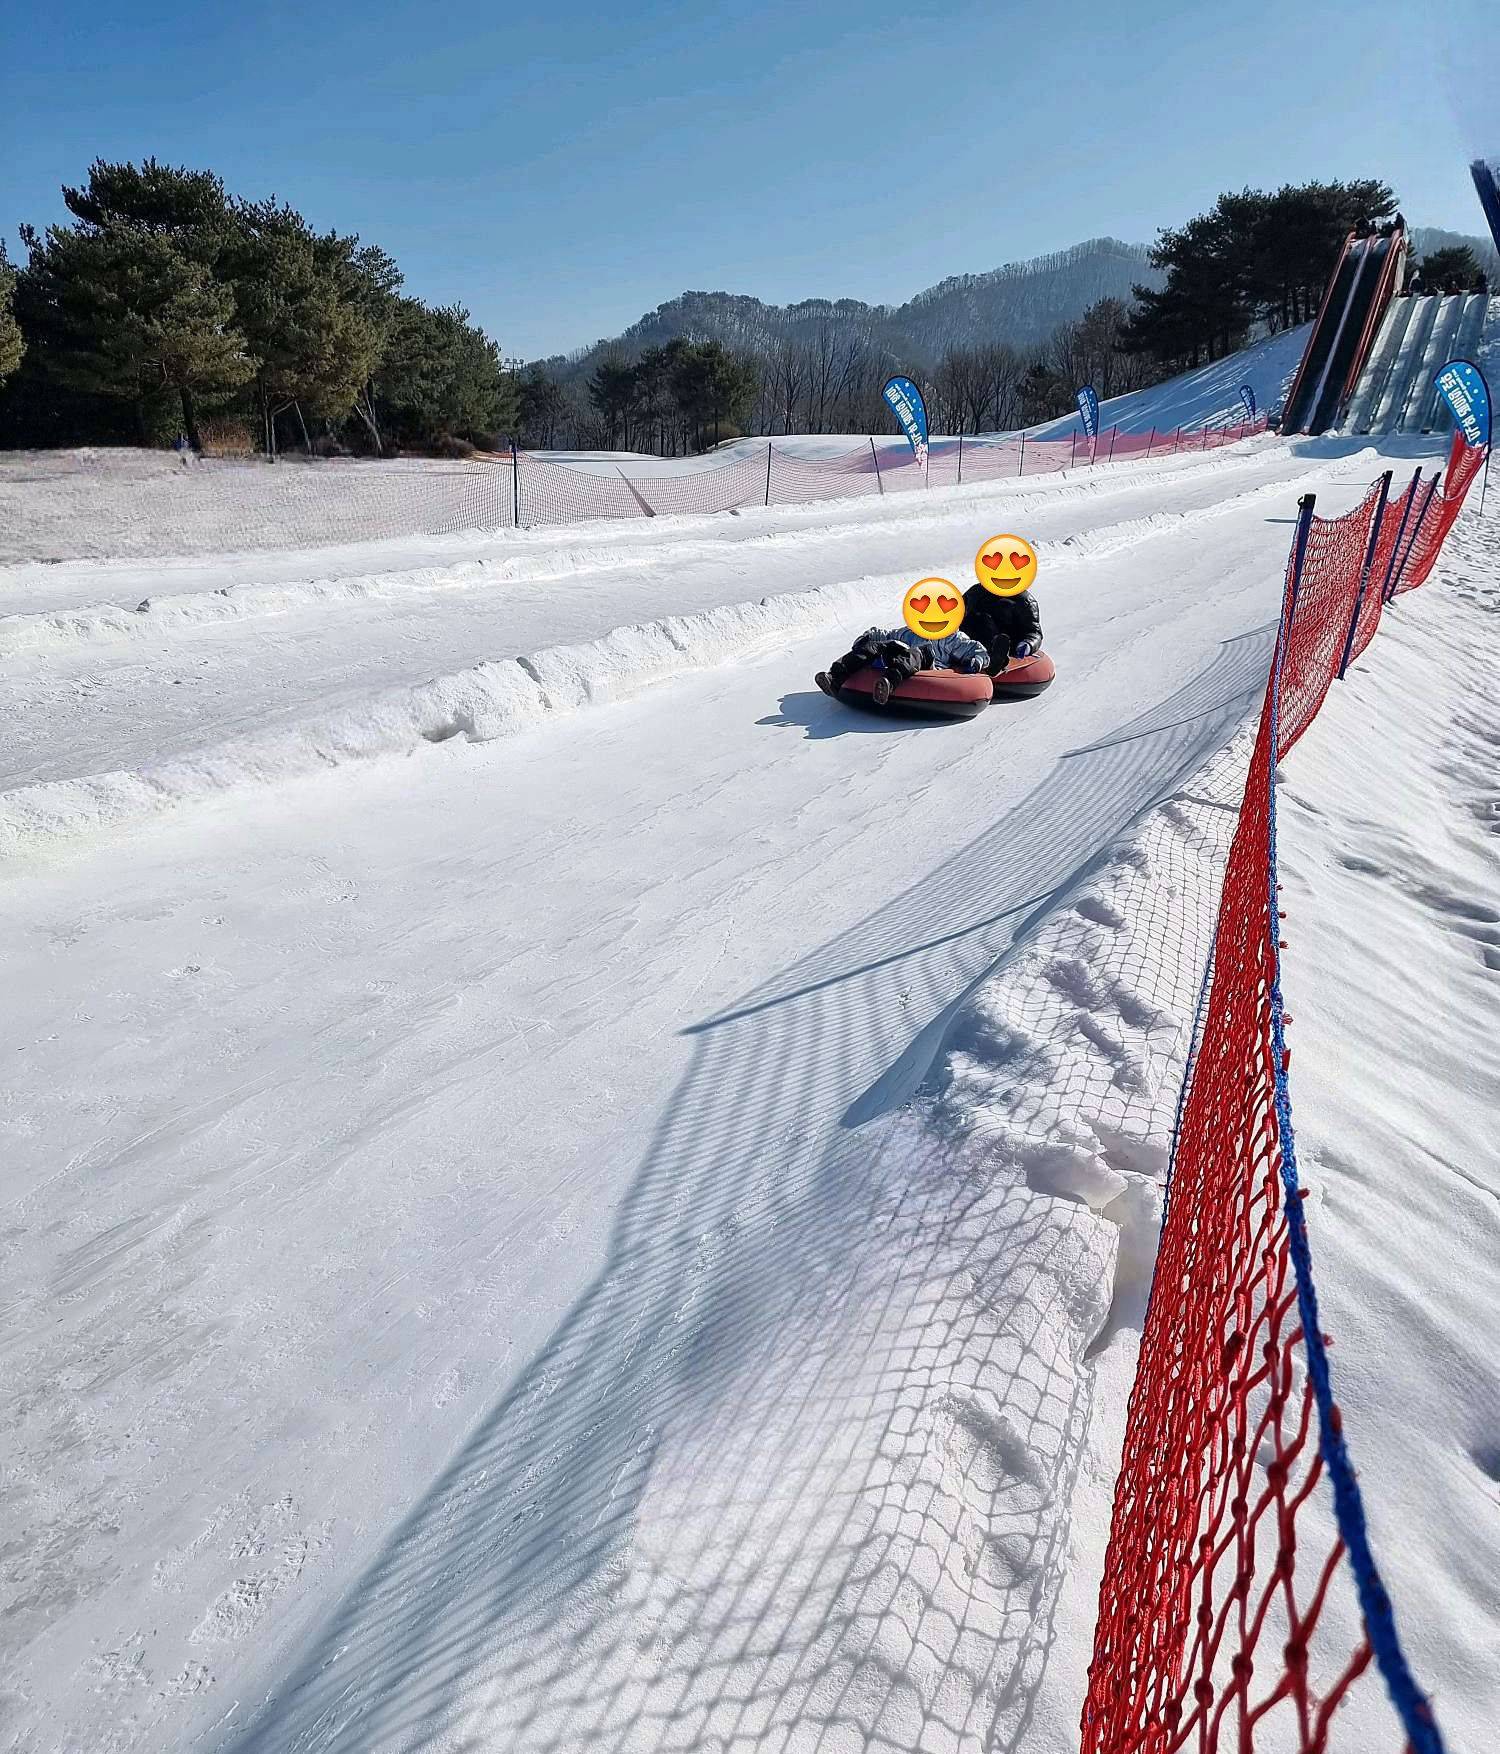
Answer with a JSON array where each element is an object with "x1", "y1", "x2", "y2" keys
[
  {"x1": 1, "y1": 431, "x2": 1480, "y2": 1753},
  {"x1": 1029, "y1": 322, "x2": 1311, "y2": 439}
]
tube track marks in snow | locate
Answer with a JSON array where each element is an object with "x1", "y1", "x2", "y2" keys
[{"x1": 221, "y1": 636, "x2": 1263, "y2": 1753}]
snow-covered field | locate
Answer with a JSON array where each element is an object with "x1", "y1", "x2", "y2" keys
[{"x1": 2, "y1": 429, "x2": 1491, "y2": 1753}]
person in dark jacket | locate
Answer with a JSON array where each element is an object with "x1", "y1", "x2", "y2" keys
[
  {"x1": 816, "y1": 624, "x2": 988, "y2": 705},
  {"x1": 961, "y1": 584, "x2": 1043, "y2": 675}
]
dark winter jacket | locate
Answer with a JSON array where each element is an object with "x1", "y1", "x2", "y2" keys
[
  {"x1": 961, "y1": 586, "x2": 1042, "y2": 668},
  {"x1": 850, "y1": 626, "x2": 989, "y2": 673}
]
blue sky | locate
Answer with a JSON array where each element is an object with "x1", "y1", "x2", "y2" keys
[{"x1": 1, "y1": 0, "x2": 1493, "y2": 360}]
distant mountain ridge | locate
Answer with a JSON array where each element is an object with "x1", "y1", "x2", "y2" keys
[
  {"x1": 535, "y1": 225, "x2": 1498, "y2": 383},
  {"x1": 539, "y1": 237, "x2": 1163, "y2": 377}
]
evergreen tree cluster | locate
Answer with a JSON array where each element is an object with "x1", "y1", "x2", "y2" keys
[
  {"x1": 0, "y1": 159, "x2": 515, "y2": 456},
  {"x1": 1409, "y1": 243, "x2": 1488, "y2": 295},
  {"x1": 1121, "y1": 180, "x2": 1401, "y2": 370},
  {"x1": 585, "y1": 340, "x2": 760, "y2": 454}
]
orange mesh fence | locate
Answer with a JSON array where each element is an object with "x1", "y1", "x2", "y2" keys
[{"x1": 1080, "y1": 438, "x2": 1484, "y2": 1754}]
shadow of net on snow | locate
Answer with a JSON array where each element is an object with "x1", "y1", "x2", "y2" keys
[{"x1": 226, "y1": 625, "x2": 1273, "y2": 1754}]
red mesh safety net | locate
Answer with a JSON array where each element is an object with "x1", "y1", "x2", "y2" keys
[
  {"x1": 1276, "y1": 481, "x2": 1382, "y2": 751},
  {"x1": 1393, "y1": 437, "x2": 1487, "y2": 595},
  {"x1": 1078, "y1": 447, "x2": 1484, "y2": 1753}
]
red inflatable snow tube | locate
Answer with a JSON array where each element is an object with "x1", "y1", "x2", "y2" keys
[
  {"x1": 989, "y1": 650, "x2": 1056, "y2": 698},
  {"x1": 838, "y1": 651, "x2": 1055, "y2": 718},
  {"x1": 838, "y1": 665, "x2": 993, "y2": 719}
]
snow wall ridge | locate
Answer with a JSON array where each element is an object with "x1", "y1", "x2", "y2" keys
[{"x1": 0, "y1": 577, "x2": 891, "y2": 862}]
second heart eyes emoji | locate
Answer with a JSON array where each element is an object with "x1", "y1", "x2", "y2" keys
[{"x1": 974, "y1": 534, "x2": 1038, "y2": 597}]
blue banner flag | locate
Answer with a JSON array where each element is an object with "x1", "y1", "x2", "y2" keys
[
  {"x1": 1433, "y1": 359, "x2": 1490, "y2": 450},
  {"x1": 1239, "y1": 383, "x2": 1257, "y2": 421},
  {"x1": 1076, "y1": 384, "x2": 1099, "y2": 440},
  {"x1": 881, "y1": 375, "x2": 929, "y2": 467}
]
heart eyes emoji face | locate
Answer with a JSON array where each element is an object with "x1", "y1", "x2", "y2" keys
[
  {"x1": 901, "y1": 577, "x2": 965, "y2": 640},
  {"x1": 974, "y1": 534, "x2": 1038, "y2": 597}
]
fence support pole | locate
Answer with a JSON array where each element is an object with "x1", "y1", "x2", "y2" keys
[
  {"x1": 1287, "y1": 493, "x2": 1317, "y2": 632},
  {"x1": 511, "y1": 438, "x2": 521, "y2": 526},
  {"x1": 957, "y1": 432, "x2": 964, "y2": 487},
  {"x1": 1108, "y1": 425, "x2": 1118, "y2": 463},
  {"x1": 1174, "y1": 426, "x2": 1182, "y2": 452},
  {"x1": 1378, "y1": 467, "x2": 1422, "y2": 600},
  {"x1": 1018, "y1": 431, "x2": 1025, "y2": 476},
  {"x1": 1145, "y1": 426, "x2": 1155, "y2": 459},
  {"x1": 1386, "y1": 473, "x2": 1440, "y2": 600},
  {"x1": 1337, "y1": 470, "x2": 1391, "y2": 679},
  {"x1": 765, "y1": 441, "x2": 773, "y2": 507},
  {"x1": 870, "y1": 437, "x2": 884, "y2": 495},
  {"x1": 1069, "y1": 432, "x2": 1077, "y2": 469}
]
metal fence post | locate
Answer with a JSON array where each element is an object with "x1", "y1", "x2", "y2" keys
[
  {"x1": 1174, "y1": 426, "x2": 1183, "y2": 452},
  {"x1": 1018, "y1": 431, "x2": 1025, "y2": 476},
  {"x1": 1145, "y1": 427, "x2": 1155, "y2": 459},
  {"x1": 1386, "y1": 473, "x2": 1440, "y2": 600},
  {"x1": 1378, "y1": 467, "x2": 1422, "y2": 600},
  {"x1": 1336, "y1": 470, "x2": 1391, "y2": 679},
  {"x1": 1286, "y1": 492, "x2": 1317, "y2": 634},
  {"x1": 1069, "y1": 432, "x2": 1077, "y2": 469},
  {"x1": 510, "y1": 438, "x2": 521, "y2": 526},
  {"x1": 957, "y1": 432, "x2": 964, "y2": 487},
  {"x1": 870, "y1": 437, "x2": 884, "y2": 495},
  {"x1": 765, "y1": 441, "x2": 773, "y2": 507},
  {"x1": 1108, "y1": 425, "x2": 1118, "y2": 462}
]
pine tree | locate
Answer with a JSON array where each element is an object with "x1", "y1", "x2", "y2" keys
[
  {"x1": 587, "y1": 356, "x2": 638, "y2": 449},
  {"x1": 225, "y1": 201, "x2": 388, "y2": 452},
  {"x1": 374, "y1": 299, "x2": 516, "y2": 446},
  {"x1": 1417, "y1": 245, "x2": 1481, "y2": 294},
  {"x1": 669, "y1": 341, "x2": 758, "y2": 449},
  {"x1": 0, "y1": 246, "x2": 23, "y2": 387},
  {"x1": 516, "y1": 365, "x2": 568, "y2": 448},
  {"x1": 16, "y1": 160, "x2": 252, "y2": 444}
]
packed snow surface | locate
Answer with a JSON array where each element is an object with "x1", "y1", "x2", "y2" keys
[{"x1": 3, "y1": 428, "x2": 1490, "y2": 1753}]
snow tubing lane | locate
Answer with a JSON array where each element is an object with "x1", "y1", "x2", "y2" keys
[
  {"x1": 989, "y1": 650, "x2": 1056, "y2": 699},
  {"x1": 837, "y1": 666, "x2": 993, "y2": 720}
]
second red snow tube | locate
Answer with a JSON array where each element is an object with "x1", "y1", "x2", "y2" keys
[
  {"x1": 838, "y1": 666, "x2": 993, "y2": 719},
  {"x1": 989, "y1": 650, "x2": 1056, "y2": 698}
]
